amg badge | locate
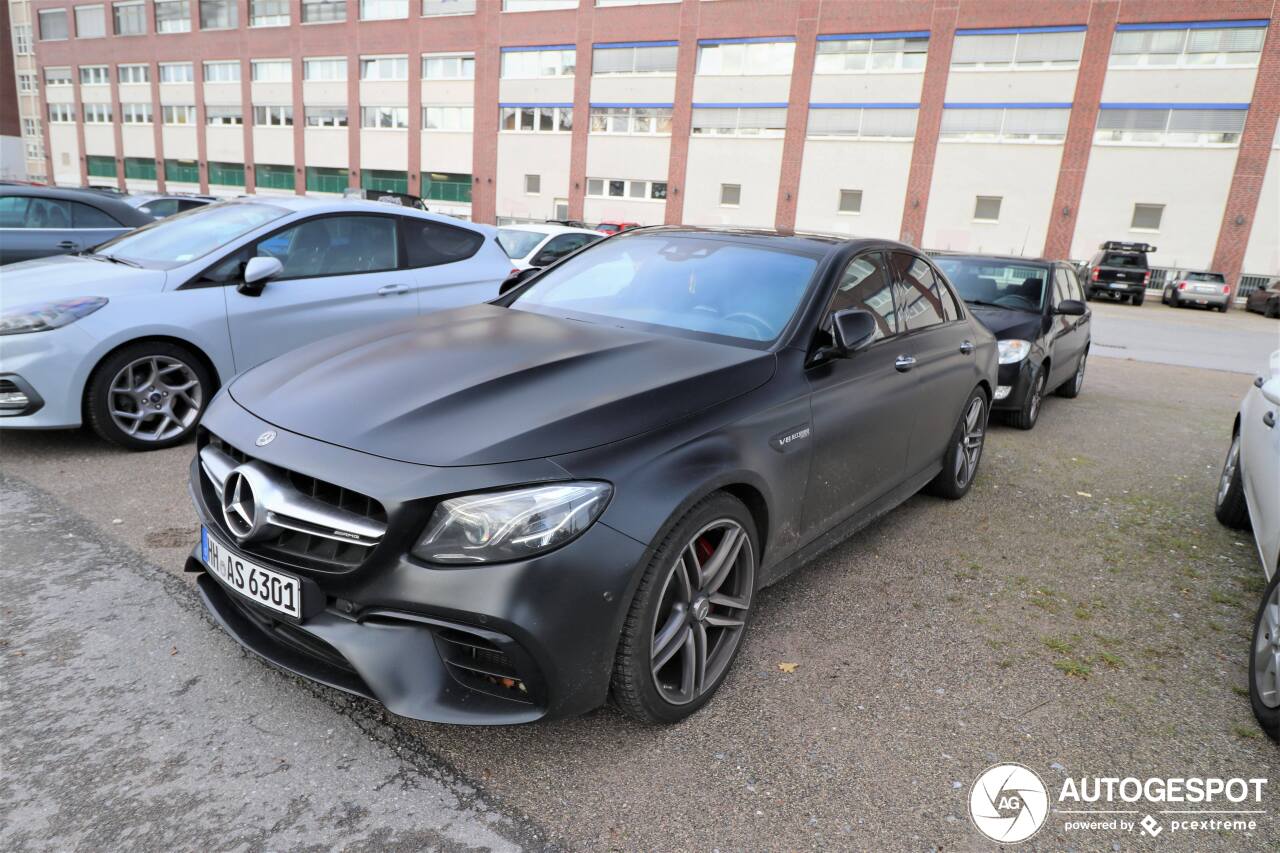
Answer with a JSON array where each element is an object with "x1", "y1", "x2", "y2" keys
[{"x1": 770, "y1": 424, "x2": 811, "y2": 453}]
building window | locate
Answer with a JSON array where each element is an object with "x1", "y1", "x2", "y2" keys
[
  {"x1": 47, "y1": 103, "x2": 77, "y2": 123},
  {"x1": 360, "y1": 56, "x2": 409, "y2": 80},
  {"x1": 592, "y1": 44, "x2": 678, "y2": 75},
  {"x1": 162, "y1": 105, "x2": 197, "y2": 125},
  {"x1": 422, "y1": 106, "x2": 473, "y2": 131},
  {"x1": 121, "y1": 102, "x2": 153, "y2": 123},
  {"x1": 838, "y1": 189, "x2": 862, "y2": 213},
  {"x1": 524, "y1": 174, "x2": 541, "y2": 194},
  {"x1": 691, "y1": 106, "x2": 787, "y2": 137},
  {"x1": 422, "y1": 53, "x2": 474, "y2": 79},
  {"x1": 165, "y1": 159, "x2": 200, "y2": 182},
  {"x1": 360, "y1": 0, "x2": 407, "y2": 19},
  {"x1": 253, "y1": 105, "x2": 294, "y2": 126},
  {"x1": 697, "y1": 40, "x2": 795, "y2": 76},
  {"x1": 200, "y1": 0, "x2": 237, "y2": 30},
  {"x1": 75, "y1": 5, "x2": 107, "y2": 38},
  {"x1": 815, "y1": 35, "x2": 928, "y2": 73},
  {"x1": 17, "y1": 74, "x2": 37, "y2": 93},
  {"x1": 500, "y1": 48, "x2": 575, "y2": 78},
  {"x1": 940, "y1": 107, "x2": 1070, "y2": 143},
  {"x1": 124, "y1": 157, "x2": 157, "y2": 180},
  {"x1": 44, "y1": 67, "x2": 73, "y2": 87},
  {"x1": 250, "y1": 0, "x2": 289, "y2": 26},
  {"x1": 360, "y1": 106, "x2": 409, "y2": 128},
  {"x1": 304, "y1": 166, "x2": 347, "y2": 192},
  {"x1": 206, "y1": 106, "x2": 243, "y2": 125},
  {"x1": 1095, "y1": 106, "x2": 1248, "y2": 146},
  {"x1": 503, "y1": 0, "x2": 575, "y2": 9},
  {"x1": 719, "y1": 184, "x2": 741, "y2": 206},
  {"x1": 118, "y1": 64, "x2": 149, "y2": 84},
  {"x1": 255, "y1": 163, "x2": 295, "y2": 190},
  {"x1": 500, "y1": 105, "x2": 573, "y2": 133},
  {"x1": 589, "y1": 106, "x2": 673, "y2": 135},
  {"x1": 951, "y1": 29, "x2": 1086, "y2": 69},
  {"x1": 154, "y1": 0, "x2": 191, "y2": 32},
  {"x1": 806, "y1": 107, "x2": 918, "y2": 139},
  {"x1": 303, "y1": 58, "x2": 347, "y2": 80},
  {"x1": 421, "y1": 171, "x2": 472, "y2": 202},
  {"x1": 87, "y1": 155, "x2": 118, "y2": 177},
  {"x1": 1110, "y1": 24, "x2": 1266, "y2": 68},
  {"x1": 973, "y1": 195, "x2": 1002, "y2": 222},
  {"x1": 14, "y1": 24, "x2": 34, "y2": 55},
  {"x1": 251, "y1": 60, "x2": 291, "y2": 82},
  {"x1": 80, "y1": 65, "x2": 110, "y2": 85},
  {"x1": 301, "y1": 0, "x2": 345, "y2": 23},
  {"x1": 362, "y1": 169, "x2": 409, "y2": 194},
  {"x1": 159, "y1": 62, "x2": 194, "y2": 83},
  {"x1": 39, "y1": 10, "x2": 70, "y2": 41},
  {"x1": 304, "y1": 106, "x2": 348, "y2": 127},
  {"x1": 209, "y1": 161, "x2": 245, "y2": 185},
  {"x1": 586, "y1": 178, "x2": 667, "y2": 200},
  {"x1": 423, "y1": 0, "x2": 474, "y2": 15},
  {"x1": 113, "y1": 1, "x2": 146, "y2": 34},
  {"x1": 203, "y1": 60, "x2": 241, "y2": 82},
  {"x1": 1130, "y1": 203, "x2": 1163, "y2": 231},
  {"x1": 83, "y1": 103, "x2": 114, "y2": 123}
]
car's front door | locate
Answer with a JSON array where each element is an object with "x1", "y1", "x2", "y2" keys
[
  {"x1": 889, "y1": 251, "x2": 977, "y2": 480},
  {"x1": 221, "y1": 213, "x2": 419, "y2": 372},
  {"x1": 802, "y1": 251, "x2": 917, "y2": 537},
  {"x1": 0, "y1": 196, "x2": 79, "y2": 262},
  {"x1": 1048, "y1": 265, "x2": 1088, "y2": 387}
]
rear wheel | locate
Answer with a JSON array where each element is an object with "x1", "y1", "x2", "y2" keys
[
  {"x1": 925, "y1": 388, "x2": 988, "y2": 500},
  {"x1": 1007, "y1": 366, "x2": 1046, "y2": 430},
  {"x1": 1249, "y1": 571, "x2": 1280, "y2": 741},
  {"x1": 1214, "y1": 431, "x2": 1250, "y2": 530},
  {"x1": 1132, "y1": 292, "x2": 1145, "y2": 306},
  {"x1": 85, "y1": 341, "x2": 211, "y2": 451}
]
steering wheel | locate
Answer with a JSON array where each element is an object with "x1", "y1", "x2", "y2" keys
[{"x1": 722, "y1": 312, "x2": 775, "y2": 339}]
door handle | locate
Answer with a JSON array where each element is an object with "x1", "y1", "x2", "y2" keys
[
  {"x1": 959, "y1": 340, "x2": 974, "y2": 355},
  {"x1": 377, "y1": 284, "x2": 409, "y2": 296},
  {"x1": 57, "y1": 240, "x2": 77, "y2": 249},
  {"x1": 1265, "y1": 411, "x2": 1276, "y2": 429},
  {"x1": 895, "y1": 355, "x2": 917, "y2": 372}
]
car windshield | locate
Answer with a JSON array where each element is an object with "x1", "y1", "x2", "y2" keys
[
  {"x1": 511, "y1": 233, "x2": 818, "y2": 344},
  {"x1": 1185, "y1": 272, "x2": 1224, "y2": 282},
  {"x1": 1102, "y1": 252, "x2": 1146, "y2": 268},
  {"x1": 91, "y1": 202, "x2": 288, "y2": 268},
  {"x1": 934, "y1": 258, "x2": 1049, "y2": 312},
  {"x1": 497, "y1": 229, "x2": 547, "y2": 259}
]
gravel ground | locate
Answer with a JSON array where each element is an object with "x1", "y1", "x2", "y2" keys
[{"x1": 1, "y1": 354, "x2": 1277, "y2": 851}]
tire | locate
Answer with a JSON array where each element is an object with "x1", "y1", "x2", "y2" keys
[
  {"x1": 611, "y1": 492, "x2": 758, "y2": 724},
  {"x1": 1249, "y1": 571, "x2": 1280, "y2": 742},
  {"x1": 925, "y1": 388, "x2": 988, "y2": 500},
  {"x1": 85, "y1": 341, "x2": 212, "y2": 451},
  {"x1": 1268, "y1": 300, "x2": 1280, "y2": 319},
  {"x1": 1214, "y1": 430, "x2": 1250, "y2": 530},
  {"x1": 1083, "y1": 289, "x2": 1093, "y2": 302},
  {"x1": 1132, "y1": 292, "x2": 1144, "y2": 307},
  {"x1": 1056, "y1": 348, "x2": 1087, "y2": 398},
  {"x1": 1007, "y1": 365, "x2": 1046, "y2": 430}
]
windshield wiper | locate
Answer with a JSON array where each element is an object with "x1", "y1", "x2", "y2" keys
[
  {"x1": 964, "y1": 299, "x2": 1005, "y2": 309},
  {"x1": 84, "y1": 251, "x2": 141, "y2": 268}
]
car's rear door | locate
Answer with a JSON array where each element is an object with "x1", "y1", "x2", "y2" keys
[
  {"x1": 13, "y1": 196, "x2": 78, "y2": 260},
  {"x1": 222, "y1": 213, "x2": 419, "y2": 372},
  {"x1": 68, "y1": 200, "x2": 131, "y2": 250},
  {"x1": 398, "y1": 215, "x2": 509, "y2": 313},
  {"x1": 1047, "y1": 265, "x2": 1086, "y2": 388},
  {"x1": 0, "y1": 195, "x2": 33, "y2": 263}
]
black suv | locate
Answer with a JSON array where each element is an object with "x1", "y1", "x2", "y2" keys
[{"x1": 1084, "y1": 241, "x2": 1154, "y2": 305}]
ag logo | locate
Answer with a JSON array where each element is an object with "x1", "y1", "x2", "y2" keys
[
  {"x1": 968, "y1": 763, "x2": 1050, "y2": 844},
  {"x1": 256, "y1": 430, "x2": 277, "y2": 447}
]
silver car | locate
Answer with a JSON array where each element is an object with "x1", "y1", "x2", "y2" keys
[
  {"x1": 0, "y1": 185, "x2": 153, "y2": 264},
  {"x1": 1162, "y1": 271, "x2": 1230, "y2": 312}
]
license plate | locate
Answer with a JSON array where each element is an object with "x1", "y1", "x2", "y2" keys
[
  {"x1": 1109, "y1": 283, "x2": 1126, "y2": 289},
  {"x1": 1195, "y1": 299, "x2": 1207, "y2": 304},
  {"x1": 202, "y1": 527, "x2": 302, "y2": 619}
]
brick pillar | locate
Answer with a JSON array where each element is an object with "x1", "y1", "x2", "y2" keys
[
  {"x1": 72, "y1": 67, "x2": 88, "y2": 186},
  {"x1": 345, "y1": 52, "x2": 360, "y2": 191},
  {"x1": 407, "y1": 29, "x2": 423, "y2": 198},
  {"x1": 1211, "y1": 22, "x2": 1280, "y2": 296},
  {"x1": 470, "y1": 2, "x2": 501, "y2": 224},
  {"x1": 898, "y1": 0, "x2": 959, "y2": 247},
  {"x1": 567, "y1": 2, "x2": 595, "y2": 220},
  {"x1": 291, "y1": 55, "x2": 306, "y2": 195},
  {"x1": 240, "y1": 58, "x2": 255, "y2": 193},
  {"x1": 664, "y1": 0, "x2": 701, "y2": 225},
  {"x1": 774, "y1": 1, "x2": 818, "y2": 231},
  {"x1": 110, "y1": 65, "x2": 127, "y2": 190},
  {"x1": 194, "y1": 60, "x2": 209, "y2": 193},
  {"x1": 1042, "y1": 1, "x2": 1119, "y2": 261}
]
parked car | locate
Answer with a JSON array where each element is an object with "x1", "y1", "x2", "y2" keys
[
  {"x1": 0, "y1": 198, "x2": 512, "y2": 449},
  {"x1": 933, "y1": 254, "x2": 1090, "y2": 430},
  {"x1": 1215, "y1": 351, "x2": 1280, "y2": 740},
  {"x1": 186, "y1": 228, "x2": 997, "y2": 725},
  {"x1": 497, "y1": 223, "x2": 603, "y2": 270},
  {"x1": 1245, "y1": 280, "x2": 1280, "y2": 318},
  {"x1": 0, "y1": 185, "x2": 153, "y2": 264},
  {"x1": 595, "y1": 221, "x2": 641, "y2": 235},
  {"x1": 342, "y1": 188, "x2": 427, "y2": 210},
  {"x1": 1162, "y1": 271, "x2": 1231, "y2": 312},
  {"x1": 1083, "y1": 241, "x2": 1154, "y2": 305},
  {"x1": 124, "y1": 193, "x2": 217, "y2": 220},
  {"x1": 546, "y1": 219, "x2": 590, "y2": 229}
]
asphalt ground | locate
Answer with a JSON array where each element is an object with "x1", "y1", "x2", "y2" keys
[
  {"x1": 1087, "y1": 296, "x2": 1278, "y2": 375},
  {"x1": 1, "y1": 301, "x2": 1278, "y2": 851}
]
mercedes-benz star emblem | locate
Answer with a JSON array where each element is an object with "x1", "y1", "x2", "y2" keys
[
  {"x1": 256, "y1": 430, "x2": 277, "y2": 447},
  {"x1": 221, "y1": 470, "x2": 259, "y2": 540}
]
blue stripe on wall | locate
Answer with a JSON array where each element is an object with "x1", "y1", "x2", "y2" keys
[
  {"x1": 500, "y1": 44, "x2": 575, "y2": 53},
  {"x1": 956, "y1": 24, "x2": 1087, "y2": 35},
  {"x1": 697, "y1": 36, "x2": 795, "y2": 46},
  {"x1": 1099, "y1": 102, "x2": 1251, "y2": 110},
  {"x1": 1115, "y1": 20, "x2": 1269, "y2": 31},
  {"x1": 593, "y1": 40, "x2": 680, "y2": 49},
  {"x1": 809, "y1": 102, "x2": 920, "y2": 109},
  {"x1": 944, "y1": 102, "x2": 1073, "y2": 109},
  {"x1": 816, "y1": 30, "x2": 929, "y2": 41}
]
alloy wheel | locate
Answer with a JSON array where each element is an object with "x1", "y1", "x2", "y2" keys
[
  {"x1": 1255, "y1": 581, "x2": 1280, "y2": 709},
  {"x1": 1028, "y1": 373, "x2": 1045, "y2": 423},
  {"x1": 954, "y1": 396, "x2": 986, "y2": 488},
  {"x1": 107, "y1": 355, "x2": 204, "y2": 443},
  {"x1": 1218, "y1": 434, "x2": 1240, "y2": 506},
  {"x1": 650, "y1": 519, "x2": 754, "y2": 705},
  {"x1": 1073, "y1": 353, "x2": 1087, "y2": 394}
]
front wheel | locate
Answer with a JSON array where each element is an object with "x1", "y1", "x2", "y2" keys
[
  {"x1": 1007, "y1": 366, "x2": 1045, "y2": 430},
  {"x1": 1249, "y1": 571, "x2": 1280, "y2": 741},
  {"x1": 611, "y1": 492, "x2": 758, "y2": 724},
  {"x1": 85, "y1": 341, "x2": 212, "y2": 451},
  {"x1": 1214, "y1": 431, "x2": 1250, "y2": 530},
  {"x1": 925, "y1": 388, "x2": 988, "y2": 500}
]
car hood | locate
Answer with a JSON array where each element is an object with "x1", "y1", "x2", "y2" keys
[
  {"x1": 229, "y1": 304, "x2": 776, "y2": 466},
  {"x1": 0, "y1": 254, "x2": 168, "y2": 305},
  {"x1": 966, "y1": 304, "x2": 1043, "y2": 340}
]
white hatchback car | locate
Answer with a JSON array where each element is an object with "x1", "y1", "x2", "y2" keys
[
  {"x1": 1216, "y1": 350, "x2": 1280, "y2": 739},
  {"x1": 0, "y1": 198, "x2": 512, "y2": 449},
  {"x1": 496, "y1": 223, "x2": 604, "y2": 271}
]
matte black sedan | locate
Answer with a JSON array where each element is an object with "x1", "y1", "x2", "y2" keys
[
  {"x1": 935, "y1": 254, "x2": 1091, "y2": 430},
  {"x1": 0, "y1": 185, "x2": 153, "y2": 264},
  {"x1": 187, "y1": 228, "x2": 997, "y2": 725}
]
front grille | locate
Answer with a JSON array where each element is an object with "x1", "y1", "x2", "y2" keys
[
  {"x1": 434, "y1": 628, "x2": 532, "y2": 703},
  {"x1": 201, "y1": 431, "x2": 388, "y2": 573}
]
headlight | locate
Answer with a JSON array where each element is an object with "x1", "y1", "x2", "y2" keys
[
  {"x1": 997, "y1": 339, "x2": 1032, "y2": 364},
  {"x1": 0, "y1": 297, "x2": 108, "y2": 336},
  {"x1": 412, "y1": 482, "x2": 612, "y2": 564}
]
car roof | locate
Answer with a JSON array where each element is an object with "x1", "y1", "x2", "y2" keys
[
  {"x1": 611, "y1": 225, "x2": 920, "y2": 258},
  {"x1": 497, "y1": 223, "x2": 600, "y2": 236},
  {"x1": 933, "y1": 252, "x2": 1056, "y2": 267},
  {"x1": 0, "y1": 184, "x2": 155, "y2": 224},
  {"x1": 206, "y1": 196, "x2": 495, "y2": 233}
]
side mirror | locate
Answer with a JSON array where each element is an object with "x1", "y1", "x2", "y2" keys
[
  {"x1": 238, "y1": 256, "x2": 282, "y2": 296},
  {"x1": 831, "y1": 309, "x2": 879, "y2": 355},
  {"x1": 1261, "y1": 377, "x2": 1280, "y2": 408},
  {"x1": 1055, "y1": 299, "x2": 1086, "y2": 316},
  {"x1": 498, "y1": 266, "x2": 540, "y2": 296}
]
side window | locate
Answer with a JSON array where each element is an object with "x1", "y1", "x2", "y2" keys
[
  {"x1": 401, "y1": 218, "x2": 484, "y2": 268},
  {"x1": 538, "y1": 233, "x2": 593, "y2": 263},
  {"x1": 194, "y1": 246, "x2": 250, "y2": 285},
  {"x1": 70, "y1": 202, "x2": 122, "y2": 228},
  {"x1": 890, "y1": 252, "x2": 946, "y2": 331},
  {"x1": 0, "y1": 196, "x2": 30, "y2": 227},
  {"x1": 264, "y1": 216, "x2": 400, "y2": 279},
  {"x1": 177, "y1": 200, "x2": 207, "y2": 212},
  {"x1": 1053, "y1": 268, "x2": 1071, "y2": 306},
  {"x1": 142, "y1": 199, "x2": 180, "y2": 218},
  {"x1": 24, "y1": 198, "x2": 72, "y2": 229},
  {"x1": 935, "y1": 267, "x2": 962, "y2": 321},
  {"x1": 822, "y1": 251, "x2": 898, "y2": 343},
  {"x1": 1064, "y1": 266, "x2": 1085, "y2": 302}
]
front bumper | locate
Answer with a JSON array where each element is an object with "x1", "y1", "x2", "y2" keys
[
  {"x1": 992, "y1": 359, "x2": 1035, "y2": 411},
  {"x1": 0, "y1": 324, "x2": 99, "y2": 428}
]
